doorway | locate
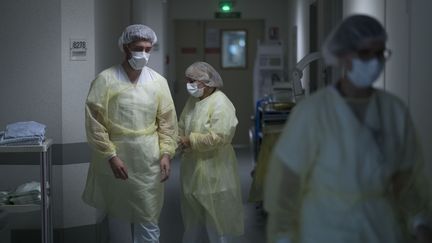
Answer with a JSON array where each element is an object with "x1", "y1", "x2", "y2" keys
[
  {"x1": 309, "y1": 1, "x2": 319, "y2": 93},
  {"x1": 173, "y1": 19, "x2": 265, "y2": 146}
]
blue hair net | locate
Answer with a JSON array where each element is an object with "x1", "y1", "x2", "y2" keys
[{"x1": 322, "y1": 14, "x2": 387, "y2": 65}]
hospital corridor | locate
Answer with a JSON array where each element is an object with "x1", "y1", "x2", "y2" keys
[{"x1": 1, "y1": 0, "x2": 432, "y2": 243}]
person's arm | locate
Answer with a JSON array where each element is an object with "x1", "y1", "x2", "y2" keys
[
  {"x1": 263, "y1": 102, "x2": 319, "y2": 243},
  {"x1": 85, "y1": 75, "x2": 116, "y2": 160},
  {"x1": 265, "y1": 154, "x2": 301, "y2": 243},
  {"x1": 391, "y1": 112, "x2": 432, "y2": 242},
  {"x1": 178, "y1": 99, "x2": 188, "y2": 138},
  {"x1": 156, "y1": 79, "x2": 178, "y2": 181},
  {"x1": 156, "y1": 79, "x2": 178, "y2": 158},
  {"x1": 188, "y1": 101, "x2": 237, "y2": 152},
  {"x1": 85, "y1": 75, "x2": 128, "y2": 180}
]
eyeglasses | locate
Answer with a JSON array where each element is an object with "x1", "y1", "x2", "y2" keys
[{"x1": 357, "y1": 48, "x2": 392, "y2": 61}]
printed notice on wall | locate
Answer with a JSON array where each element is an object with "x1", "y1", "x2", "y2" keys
[
  {"x1": 70, "y1": 39, "x2": 87, "y2": 61},
  {"x1": 205, "y1": 28, "x2": 220, "y2": 48}
]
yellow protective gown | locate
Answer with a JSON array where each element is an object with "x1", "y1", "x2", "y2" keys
[
  {"x1": 248, "y1": 132, "x2": 281, "y2": 202},
  {"x1": 82, "y1": 65, "x2": 178, "y2": 224},
  {"x1": 179, "y1": 90, "x2": 244, "y2": 236},
  {"x1": 264, "y1": 86, "x2": 432, "y2": 243}
]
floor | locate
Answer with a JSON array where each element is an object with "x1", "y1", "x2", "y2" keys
[{"x1": 159, "y1": 147, "x2": 266, "y2": 243}]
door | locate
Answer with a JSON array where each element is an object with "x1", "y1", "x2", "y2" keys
[
  {"x1": 173, "y1": 20, "x2": 205, "y2": 115},
  {"x1": 174, "y1": 19, "x2": 264, "y2": 146},
  {"x1": 309, "y1": 1, "x2": 319, "y2": 93}
]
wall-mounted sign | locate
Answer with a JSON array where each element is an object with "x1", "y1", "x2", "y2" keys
[
  {"x1": 214, "y1": 12, "x2": 241, "y2": 19},
  {"x1": 70, "y1": 39, "x2": 87, "y2": 61}
]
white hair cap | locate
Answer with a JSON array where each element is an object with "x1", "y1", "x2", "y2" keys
[
  {"x1": 118, "y1": 24, "x2": 157, "y2": 52},
  {"x1": 322, "y1": 14, "x2": 387, "y2": 66},
  {"x1": 185, "y1": 62, "x2": 223, "y2": 88}
]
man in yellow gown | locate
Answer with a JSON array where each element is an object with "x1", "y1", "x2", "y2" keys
[{"x1": 82, "y1": 24, "x2": 178, "y2": 243}]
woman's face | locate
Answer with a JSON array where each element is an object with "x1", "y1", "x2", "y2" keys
[
  {"x1": 342, "y1": 40, "x2": 389, "y2": 70},
  {"x1": 339, "y1": 40, "x2": 390, "y2": 90},
  {"x1": 185, "y1": 77, "x2": 206, "y2": 89}
]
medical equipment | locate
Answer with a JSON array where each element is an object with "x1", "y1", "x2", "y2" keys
[
  {"x1": 252, "y1": 41, "x2": 288, "y2": 106},
  {"x1": 291, "y1": 52, "x2": 321, "y2": 97},
  {"x1": 250, "y1": 95, "x2": 294, "y2": 162},
  {"x1": 250, "y1": 51, "x2": 321, "y2": 162},
  {"x1": 248, "y1": 52, "x2": 323, "y2": 203}
]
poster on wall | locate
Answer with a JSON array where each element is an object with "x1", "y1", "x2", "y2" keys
[{"x1": 221, "y1": 30, "x2": 247, "y2": 69}]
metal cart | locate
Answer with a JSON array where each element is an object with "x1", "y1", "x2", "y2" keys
[
  {"x1": 250, "y1": 97, "x2": 294, "y2": 162},
  {"x1": 0, "y1": 139, "x2": 53, "y2": 243}
]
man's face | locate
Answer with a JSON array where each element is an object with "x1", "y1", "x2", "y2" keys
[{"x1": 125, "y1": 40, "x2": 153, "y2": 57}]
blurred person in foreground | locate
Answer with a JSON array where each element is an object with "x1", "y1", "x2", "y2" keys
[{"x1": 264, "y1": 14, "x2": 432, "y2": 243}]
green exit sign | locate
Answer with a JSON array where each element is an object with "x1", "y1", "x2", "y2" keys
[
  {"x1": 219, "y1": 1, "x2": 233, "y2": 12},
  {"x1": 215, "y1": 12, "x2": 241, "y2": 19}
]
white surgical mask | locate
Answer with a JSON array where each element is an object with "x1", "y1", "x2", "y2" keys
[
  {"x1": 128, "y1": 51, "x2": 150, "y2": 70},
  {"x1": 347, "y1": 58, "x2": 384, "y2": 88},
  {"x1": 187, "y1": 82, "x2": 204, "y2": 98}
]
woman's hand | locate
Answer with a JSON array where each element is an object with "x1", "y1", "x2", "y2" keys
[
  {"x1": 108, "y1": 156, "x2": 128, "y2": 180},
  {"x1": 179, "y1": 136, "x2": 191, "y2": 149}
]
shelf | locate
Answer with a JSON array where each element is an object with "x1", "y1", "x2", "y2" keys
[
  {"x1": 0, "y1": 137, "x2": 53, "y2": 242},
  {"x1": 1, "y1": 204, "x2": 40, "y2": 213},
  {"x1": 0, "y1": 139, "x2": 53, "y2": 153}
]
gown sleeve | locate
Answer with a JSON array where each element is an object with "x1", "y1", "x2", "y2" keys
[
  {"x1": 189, "y1": 95, "x2": 238, "y2": 152},
  {"x1": 391, "y1": 111, "x2": 432, "y2": 234},
  {"x1": 85, "y1": 73, "x2": 117, "y2": 160},
  {"x1": 156, "y1": 78, "x2": 178, "y2": 159},
  {"x1": 264, "y1": 102, "x2": 320, "y2": 242}
]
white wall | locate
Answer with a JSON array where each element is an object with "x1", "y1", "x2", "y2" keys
[
  {"x1": 61, "y1": 0, "x2": 96, "y2": 145},
  {"x1": 288, "y1": 0, "x2": 311, "y2": 89},
  {"x1": 94, "y1": 0, "x2": 131, "y2": 74},
  {"x1": 409, "y1": 0, "x2": 432, "y2": 167},
  {"x1": 342, "y1": 0, "x2": 385, "y2": 22},
  {"x1": 0, "y1": 1, "x2": 62, "y2": 142},
  {"x1": 132, "y1": 0, "x2": 168, "y2": 76},
  {"x1": 384, "y1": 0, "x2": 410, "y2": 104},
  {"x1": 60, "y1": 0, "x2": 100, "y2": 229}
]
